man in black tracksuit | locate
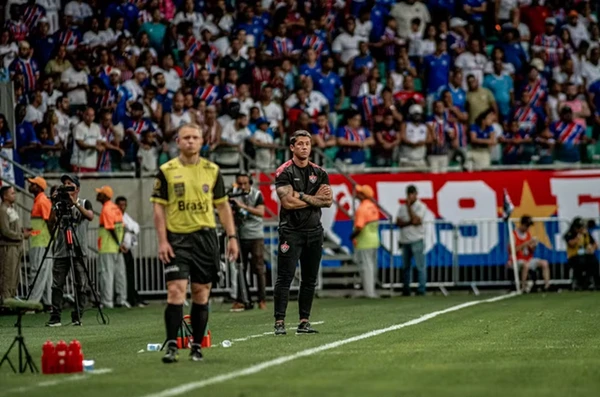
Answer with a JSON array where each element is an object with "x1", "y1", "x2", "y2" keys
[{"x1": 273, "y1": 130, "x2": 332, "y2": 335}]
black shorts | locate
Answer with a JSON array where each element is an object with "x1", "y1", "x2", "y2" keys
[{"x1": 165, "y1": 229, "x2": 219, "y2": 284}]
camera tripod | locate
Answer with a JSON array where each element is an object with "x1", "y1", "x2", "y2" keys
[
  {"x1": 0, "y1": 299, "x2": 42, "y2": 373},
  {"x1": 21, "y1": 211, "x2": 108, "y2": 328}
]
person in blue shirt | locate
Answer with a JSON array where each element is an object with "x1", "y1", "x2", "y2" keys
[
  {"x1": 299, "y1": 48, "x2": 322, "y2": 82},
  {"x1": 236, "y1": 7, "x2": 264, "y2": 47},
  {"x1": 551, "y1": 106, "x2": 589, "y2": 163},
  {"x1": 0, "y1": 113, "x2": 14, "y2": 150},
  {"x1": 122, "y1": 102, "x2": 155, "y2": 165},
  {"x1": 483, "y1": 60, "x2": 514, "y2": 122},
  {"x1": 314, "y1": 55, "x2": 345, "y2": 114},
  {"x1": 351, "y1": 42, "x2": 375, "y2": 75},
  {"x1": 154, "y1": 72, "x2": 174, "y2": 114},
  {"x1": 468, "y1": 108, "x2": 496, "y2": 169},
  {"x1": 498, "y1": 119, "x2": 532, "y2": 165},
  {"x1": 369, "y1": 0, "x2": 390, "y2": 43},
  {"x1": 335, "y1": 110, "x2": 375, "y2": 168},
  {"x1": 108, "y1": 70, "x2": 130, "y2": 124},
  {"x1": 31, "y1": 18, "x2": 55, "y2": 70},
  {"x1": 462, "y1": 0, "x2": 487, "y2": 37},
  {"x1": 423, "y1": 37, "x2": 451, "y2": 95},
  {"x1": 14, "y1": 104, "x2": 41, "y2": 169},
  {"x1": 498, "y1": 26, "x2": 528, "y2": 75},
  {"x1": 105, "y1": 0, "x2": 139, "y2": 31},
  {"x1": 437, "y1": 66, "x2": 467, "y2": 111},
  {"x1": 140, "y1": 9, "x2": 166, "y2": 52}
]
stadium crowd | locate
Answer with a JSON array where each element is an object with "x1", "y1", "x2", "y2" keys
[{"x1": 0, "y1": 0, "x2": 599, "y2": 175}]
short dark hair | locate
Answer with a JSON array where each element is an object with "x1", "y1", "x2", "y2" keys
[
  {"x1": 0, "y1": 186, "x2": 12, "y2": 200},
  {"x1": 521, "y1": 215, "x2": 533, "y2": 226},
  {"x1": 290, "y1": 130, "x2": 311, "y2": 145},
  {"x1": 406, "y1": 185, "x2": 417, "y2": 195},
  {"x1": 115, "y1": 196, "x2": 127, "y2": 204}
]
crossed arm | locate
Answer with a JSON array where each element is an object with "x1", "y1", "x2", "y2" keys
[{"x1": 276, "y1": 184, "x2": 333, "y2": 210}]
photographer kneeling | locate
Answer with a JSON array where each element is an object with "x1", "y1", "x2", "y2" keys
[
  {"x1": 47, "y1": 174, "x2": 94, "y2": 327},
  {"x1": 230, "y1": 173, "x2": 267, "y2": 312}
]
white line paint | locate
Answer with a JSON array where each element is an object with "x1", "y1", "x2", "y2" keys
[
  {"x1": 2, "y1": 368, "x2": 113, "y2": 395},
  {"x1": 142, "y1": 293, "x2": 518, "y2": 397},
  {"x1": 224, "y1": 322, "x2": 326, "y2": 344}
]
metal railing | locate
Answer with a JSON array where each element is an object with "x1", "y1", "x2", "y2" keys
[{"x1": 13, "y1": 214, "x2": 594, "y2": 300}]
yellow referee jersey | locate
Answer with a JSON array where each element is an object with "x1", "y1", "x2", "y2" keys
[{"x1": 150, "y1": 157, "x2": 228, "y2": 233}]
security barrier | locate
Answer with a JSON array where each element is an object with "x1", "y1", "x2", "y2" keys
[{"x1": 15, "y1": 217, "x2": 597, "y2": 300}]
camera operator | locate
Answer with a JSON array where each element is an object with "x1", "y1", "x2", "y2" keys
[
  {"x1": 46, "y1": 174, "x2": 94, "y2": 327},
  {"x1": 565, "y1": 217, "x2": 599, "y2": 291},
  {"x1": 230, "y1": 172, "x2": 267, "y2": 312}
]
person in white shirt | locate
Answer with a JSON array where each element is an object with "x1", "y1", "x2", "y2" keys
[
  {"x1": 61, "y1": 57, "x2": 89, "y2": 108},
  {"x1": 40, "y1": 76, "x2": 63, "y2": 113},
  {"x1": 455, "y1": 38, "x2": 488, "y2": 89},
  {"x1": 355, "y1": 8, "x2": 373, "y2": 40},
  {"x1": 215, "y1": 112, "x2": 251, "y2": 168},
  {"x1": 332, "y1": 17, "x2": 361, "y2": 67},
  {"x1": 25, "y1": 91, "x2": 45, "y2": 125},
  {"x1": 172, "y1": 0, "x2": 205, "y2": 38},
  {"x1": 71, "y1": 107, "x2": 102, "y2": 172},
  {"x1": 582, "y1": 47, "x2": 600, "y2": 89},
  {"x1": 564, "y1": 10, "x2": 590, "y2": 49},
  {"x1": 249, "y1": 118, "x2": 277, "y2": 169},
  {"x1": 53, "y1": 96, "x2": 76, "y2": 145},
  {"x1": 115, "y1": 196, "x2": 147, "y2": 307},
  {"x1": 284, "y1": 77, "x2": 329, "y2": 117},
  {"x1": 257, "y1": 85, "x2": 284, "y2": 134},
  {"x1": 236, "y1": 83, "x2": 255, "y2": 116},
  {"x1": 82, "y1": 16, "x2": 107, "y2": 48},
  {"x1": 124, "y1": 68, "x2": 148, "y2": 102},
  {"x1": 400, "y1": 104, "x2": 431, "y2": 168},
  {"x1": 390, "y1": 0, "x2": 431, "y2": 38},
  {"x1": 64, "y1": 0, "x2": 93, "y2": 25},
  {"x1": 396, "y1": 184, "x2": 428, "y2": 296},
  {"x1": 151, "y1": 54, "x2": 181, "y2": 93}
]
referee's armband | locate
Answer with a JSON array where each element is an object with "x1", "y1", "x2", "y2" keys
[{"x1": 150, "y1": 170, "x2": 169, "y2": 205}]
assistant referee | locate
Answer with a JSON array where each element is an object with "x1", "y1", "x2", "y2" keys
[
  {"x1": 273, "y1": 130, "x2": 332, "y2": 335},
  {"x1": 151, "y1": 123, "x2": 239, "y2": 363}
]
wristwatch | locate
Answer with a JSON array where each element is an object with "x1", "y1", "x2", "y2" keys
[{"x1": 299, "y1": 192, "x2": 305, "y2": 200}]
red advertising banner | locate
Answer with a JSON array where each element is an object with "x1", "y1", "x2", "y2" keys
[{"x1": 260, "y1": 169, "x2": 600, "y2": 254}]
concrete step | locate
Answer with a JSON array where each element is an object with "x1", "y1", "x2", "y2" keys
[
  {"x1": 322, "y1": 277, "x2": 360, "y2": 286},
  {"x1": 322, "y1": 265, "x2": 360, "y2": 274},
  {"x1": 322, "y1": 254, "x2": 354, "y2": 262}
]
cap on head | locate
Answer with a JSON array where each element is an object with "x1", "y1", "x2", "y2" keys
[
  {"x1": 60, "y1": 174, "x2": 80, "y2": 188},
  {"x1": 545, "y1": 17, "x2": 556, "y2": 25},
  {"x1": 95, "y1": 186, "x2": 114, "y2": 199},
  {"x1": 27, "y1": 176, "x2": 47, "y2": 191}
]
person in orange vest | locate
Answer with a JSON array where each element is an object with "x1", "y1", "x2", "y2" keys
[
  {"x1": 96, "y1": 185, "x2": 127, "y2": 308},
  {"x1": 27, "y1": 176, "x2": 54, "y2": 306},
  {"x1": 509, "y1": 215, "x2": 550, "y2": 292},
  {"x1": 351, "y1": 185, "x2": 380, "y2": 298}
]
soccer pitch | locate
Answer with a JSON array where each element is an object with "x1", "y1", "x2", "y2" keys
[{"x1": 1, "y1": 293, "x2": 599, "y2": 397}]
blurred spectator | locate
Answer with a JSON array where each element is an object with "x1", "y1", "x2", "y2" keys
[
  {"x1": 564, "y1": 217, "x2": 599, "y2": 291},
  {"x1": 551, "y1": 106, "x2": 589, "y2": 164},
  {"x1": 427, "y1": 100, "x2": 455, "y2": 173},
  {"x1": 484, "y1": 59, "x2": 514, "y2": 122},
  {"x1": 216, "y1": 112, "x2": 251, "y2": 169},
  {"x1": 336, "y1": 110, "x2": 374, "y2": 172},
  {"x1": 71, "y1": 107, "x2": 102, "y2": 172},
  {"x1": 469, "y1": 108, "x2": 497, "y2": 169},
  {"x1": 400, "y1": 104, "x2": 430, "y2": 167},
  {"x1": 466, "y1": 74, "x2": 497, "y2": 125},
  {"x1": 373, "y1": 112, "x2": 401, "y2": 167}
]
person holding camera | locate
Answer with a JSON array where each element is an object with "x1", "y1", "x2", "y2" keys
[
  {"x1": 27, "y1": 176, "x2": 54, "y2": 306},
  {"x1": 47, "y1": 174, "x2": 94, "y2": 327},
  {"x1": 230, "y1": 172, "x2": 267, "y2": 312},
  {"x1": 96, "y1": 185, "x2": 127, "y2": 309},
  {"x1": 564, "y1": 217, "x2": 600, "y2": 291}
]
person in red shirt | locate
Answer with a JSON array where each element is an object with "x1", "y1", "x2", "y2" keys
[
  {"x1": 393, "y1": 75, "x2": 425, "y2": 108},
  {"x1": 509, "y1": 215, "x2": 550, "y2": 292},
  {"x1": 520, "y1": 0, "x2": 551, "y2": 38}
]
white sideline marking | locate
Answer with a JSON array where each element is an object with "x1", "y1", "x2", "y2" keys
[
  {"x1": 142, "y1": 293, "x2": 518, "y2": 397},
  {"x1": 2, "y1": 368, "x2": 113, "y2": 395},
  {"x1": 226, "y1": 321, "x2": 326, "y2": 344}
]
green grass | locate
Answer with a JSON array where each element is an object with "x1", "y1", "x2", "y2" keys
[{"x1": 1, "y1": 293, "x2": 599, "y2": 397}]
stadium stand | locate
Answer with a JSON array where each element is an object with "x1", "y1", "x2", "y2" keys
[{"x1": 0, "y1": 0, "x2": 599, "y2": 174}]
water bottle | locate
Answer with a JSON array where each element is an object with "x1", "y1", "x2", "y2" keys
[{"x1": 147, "y1": 343, "x2": 162, "y2": 351}]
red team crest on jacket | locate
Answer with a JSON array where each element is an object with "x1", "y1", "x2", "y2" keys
[
  {"x1": 280, "y1": 241, "x2": 290, "y2": 253},
  {"x1": 309, "y1": 174, "x2": 317, "y2": 184}
]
